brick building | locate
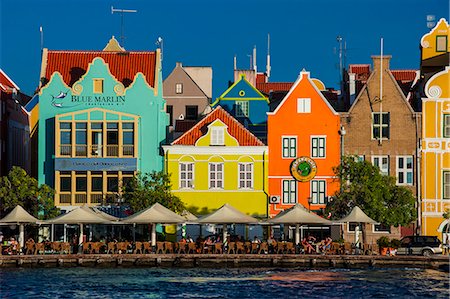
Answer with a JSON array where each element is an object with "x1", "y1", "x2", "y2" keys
[{"x1": 340, "y1": 55, "x2": 421, "y2": 238}]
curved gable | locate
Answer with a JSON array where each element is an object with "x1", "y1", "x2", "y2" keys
[{"x1": 425, "y1": 66, "x2": 450, "y2": 98}]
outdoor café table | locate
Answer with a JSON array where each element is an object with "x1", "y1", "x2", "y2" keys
[{"x1": 1, "y1": 244, "x2": 10, "y2": 255}]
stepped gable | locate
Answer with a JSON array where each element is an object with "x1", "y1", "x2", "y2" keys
[
  {"x1": 172, "y1": 106, "x2": 264, "y2": 146},
  {"x1": 43, "y1": 50, "x2": 156, "y2": 88}
]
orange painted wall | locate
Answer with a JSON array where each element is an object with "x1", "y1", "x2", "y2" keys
[{"x1": 267, "y1": 71, "x2": 340, "y2": 217}]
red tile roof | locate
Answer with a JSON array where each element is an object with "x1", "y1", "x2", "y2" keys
[
  {"x1": 349, "y1": 64, "x2": 371, "y2": 82},
  {"x1": 44, "y1": 51, "x2": 156, "y2": 87},
  {"x1": 256, "y1": 82, "x2": 293, "y2": 94},
  {"x1": 391, "y1": 70, "x2": 417, "y2": 82},
  {"x1": 172, "y1": 106, "x2": 265, "y2": 146}
]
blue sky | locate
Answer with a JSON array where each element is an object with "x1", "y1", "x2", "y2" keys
[{"x1": 0, "y1": 0, "x2": 448, "y2": 98}]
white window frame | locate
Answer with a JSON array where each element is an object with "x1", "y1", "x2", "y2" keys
[
  {"x1": 436, "y1": 35, "x2": 447, "y2": 52},
  {"x1": 372, "y1": 223, "x2": 391, "y2": 233},
  {"x1": 311, "y1": 136, "x2": 326, "y2": 158},
  {"x1": 444, "y1": 171, "x2": 450, "y2": 200},
  {"x1": 238, "y1": 163, "x2": 253, "y2": 189},
  {"x1": 209, "y1": 163, "x2": 224, "y2": 189},
  {"x1": 282, "y1": 136, "x2": 297, "y2": 158},
  {"x1": 176, "y1": 83, "x2": 183, "y2": 94},
  {"x1": 179, "y1": 162, "x2": 194, "y2": 189},
  {"x1": 211, "y1": 127, "x2": 225, "y2": 146},
  {"x1": 372, "y1": 112, "x2": 390, "y2": 140},
  {"x1": 282, "y1": 179, "x2": 297, "y2": 204},
  {"x1": 311, "y1": 180, "x2": 326, "y2": 204},
  {"x1": 297, "y1": 98, "x2": 311, "y2": 113},
  {"x1": 396, "y1": 156, "x2": 413, "y2": 185},
  {"x1": 236, "y1": 101, "x2": 249, "y2": 117},
  {"x1": 372, "y1": 155, "x2": 389, "y2": 176}
]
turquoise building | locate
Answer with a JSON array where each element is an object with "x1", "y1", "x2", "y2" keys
[
  {"x1": 211, "y1": 75, "x2": 269, "y2": 142},
  {"x1": 33, "y1": 38, "x2": 168, "y2": 208}
]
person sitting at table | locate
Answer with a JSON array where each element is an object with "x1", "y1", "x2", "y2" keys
[
  {"x1": 179, "y1": 237, "x2": 187, "y2": 243},
  {"x1": 8, "y1": 237, "x2": 19, "y2": 255},
  {"x1": 302, "y1": 237, "x2": 315, "y2": 254},
  {"x1": 252, "y1": 236, "x2": 261, "y2": 244},
  {"x1": 320, "y1": 236, "x2": 333, "y2": 253},
  {"x1": 186, "y1": 235, "x2": 194, "y2": 243},
  {"x1": 215, "y1": 236, "x2": 221, "y2": 243},
  {"x1": 307, "y1": 235, "x2": 317, "y2": 243}
]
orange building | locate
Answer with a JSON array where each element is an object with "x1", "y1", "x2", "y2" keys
[{"x1": 267, "y1": 70, "x2": 340, "y2": 217}]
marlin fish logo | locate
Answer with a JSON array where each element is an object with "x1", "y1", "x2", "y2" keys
[{"x1": 51, "y1": 90, "x2": 69, "y2": 108}]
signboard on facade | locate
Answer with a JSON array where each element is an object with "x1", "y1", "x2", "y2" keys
[
  {"x1": 55, "y1": 158, "x2": 137, "y2": 171},
  {"x1": 290, "y1": 156, "x2": 317, "y2": 182}
]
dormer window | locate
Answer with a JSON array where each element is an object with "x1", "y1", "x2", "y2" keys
[
  {"x1": 93, "y1": 79, "x2": 104, "y2": 94},
  {"x1": 211, "y1": 127, "x2": 224, "y2": 145}
]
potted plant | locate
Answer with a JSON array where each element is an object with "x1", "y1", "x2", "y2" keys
[
  {"x1": 377, "y1": 236, "x2": 390, "y2": 256},
  {"x1": 389, "y1": 238, "x2": 401, "y2": 256}
]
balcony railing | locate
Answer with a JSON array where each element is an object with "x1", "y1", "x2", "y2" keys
[
  {"x1": 59, "y1": 194, "x2": 71, "y2": 204},
  {"x1": 123, "y1": 145, "x2": 134, "y2": 156},
  {"x1": 58, "y1": 145, "x2": 135, "y2": 157},
  {"x1": 75, "y1": 193, "x2": 87, "y2": 204},
  {"x1": 90, "y1": 145, "x2": 103, "y2": 157},
  {"x1": 106, "y1": 145, "x2": 119, "y2": 157},
  {"x1": 75, "y1": 145, "x2": 88, "y2": 157},
  {"x1": 91, "y1": 193, "x2": 103, "y2": 204},
  {"x1": 60, "y1": 145, "x2": 72, "y2": 156}
]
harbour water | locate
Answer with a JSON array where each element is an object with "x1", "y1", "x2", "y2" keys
[{"x1": 1, "y1": 267, "x2": 448, "y2": 298}]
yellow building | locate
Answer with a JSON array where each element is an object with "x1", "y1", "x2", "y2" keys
[
  {"x1": 163, "y1": 106, "x2": 268, "y2": 217},
  {"x1": 420, "y1": 19, "x2": 450, "y2": 239}
]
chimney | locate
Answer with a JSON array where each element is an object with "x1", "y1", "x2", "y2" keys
[
  {"x1": 176, "y1": 62, "x2": 182, "y2": 68},
  {"x1": 371, "y1": 55, "x2": 391, "y2": 71},
  {"x1": 349, "y1": 73, "x2": 356, "y2": 105}
]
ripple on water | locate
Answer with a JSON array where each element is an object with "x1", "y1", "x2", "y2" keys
[{"x1": 0, "y1": 267, "x2": 449, "y2": 299}]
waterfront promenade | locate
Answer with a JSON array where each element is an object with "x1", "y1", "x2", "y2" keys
[{"x1": 1, "y1": 253, "x2": 448, "y2": 270}]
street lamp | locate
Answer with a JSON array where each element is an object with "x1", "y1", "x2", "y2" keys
[
  {"x1": 339, "y1": 125, "x2": 346, "y2": 192},
  {"x1": 307, "y1": 197, "x2": 312, "y2": 212}
]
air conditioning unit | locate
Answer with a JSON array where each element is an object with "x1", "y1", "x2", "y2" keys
[{"x1": 269, "y1": 195, "x2": 280, "y2": 204}]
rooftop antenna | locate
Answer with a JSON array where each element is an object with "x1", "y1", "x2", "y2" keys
[
  {"x1": 247, "y1": 54, "x2": 252, "y2": 70},
  {"x1": 111, "y1": 6, "x2": 137, "y2": 46},
  {"x1": 155, "y1": 37, "x2": 163, "y2": 62},
  {"x1": 266, "y1": 33, "x2": 271, "y2": 80},
  {"x1": 337, "y1": 35, "x2": 344, "y2": 84},
  {"x1": 40, "y1": 26, "x2": 44, "y2": 52},
  {"x1": 253, "y1": 45, "x2": 257, "y2": 72},
  {"x1": 426, "y1": 15, "x2": 436, "y2": 28}
]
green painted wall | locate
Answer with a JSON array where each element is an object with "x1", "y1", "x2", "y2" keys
[{"x1": 38, "y1": 57, "x2": 168, "y2": 186}]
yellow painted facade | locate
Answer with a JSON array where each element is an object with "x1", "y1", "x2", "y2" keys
[
  {"x1": 421, "y1": 66, "x2": 450, "y2": 238},
  {"x1": 163, "y1": 117, "x2": 268, "y2": 217},
  {"x1": 421, "y1": 18, "x2": 450, "y2": 61}
]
